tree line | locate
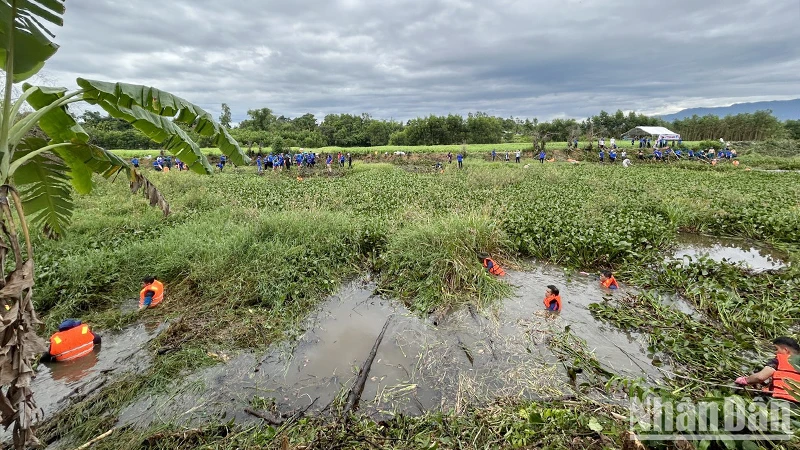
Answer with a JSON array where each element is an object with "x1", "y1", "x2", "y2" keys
[{"x1": 78, "y1": 105, "x2": 799, "y2": 150}]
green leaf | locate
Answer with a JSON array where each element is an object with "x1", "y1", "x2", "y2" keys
[
  {"x1": 587, "y1": 417, "x2": 603, "y2": 432},
  {"x1": 20, "y1": 83, "x2": 89, "y2": 143},
  {"x1": 51, "y1": 141, "x2": 128, "y2": 194},
  {"x1": 76, "y1": 78, "x2": 249, "y2": 166},
  {"x1": 0, "y1": 0, "x2": 65, "y2": 82},
  {"x1": 13, "y1": 136, "x2": 72, "y2": 237},
  {"x1": 90, "y1": 99, "x2": 214, "y2": 175}
]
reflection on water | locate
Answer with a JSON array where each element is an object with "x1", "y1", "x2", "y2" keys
[
  {"x1": 120, "y1": 265, "x2": 664, "y2": 429},
  {"x1": 673, "y1": 233, "x2": 786, "y2": 271},
  {"x1": 48, "y1": 350, "x2": 100, "y2": 383}
]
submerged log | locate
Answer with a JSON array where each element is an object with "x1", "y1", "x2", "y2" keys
[{"x1": 343, "y1": 316, "x2": 392, "y2": 415}]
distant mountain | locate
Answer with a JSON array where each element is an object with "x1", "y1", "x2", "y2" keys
[{"x1": 660, "y1": 99, "x2": 800, "y2": 122}]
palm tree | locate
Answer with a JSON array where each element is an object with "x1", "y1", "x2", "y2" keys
[{"x1": 0, "y1": 1, "x2": 248, "y2": 447}]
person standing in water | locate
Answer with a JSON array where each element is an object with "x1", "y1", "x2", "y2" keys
[
  {"x1": 600, "y1": 271, "x2": 619, "y2": 289},
  {"x1": 544, "y1": 285, "x2": 562, "y2": 312}
]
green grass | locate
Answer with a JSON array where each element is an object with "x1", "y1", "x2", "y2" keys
[{"x1": 31, "y1": 161, "x2": 800, "y2": 448}]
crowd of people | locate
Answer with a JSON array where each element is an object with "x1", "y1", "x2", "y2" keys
[{"x1": 132, "y1": 155, "x2": 189, "y2": 172}]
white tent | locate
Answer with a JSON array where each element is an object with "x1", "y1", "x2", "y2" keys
[{"x1": 622, "y1": 126, "x2": 681, "y2": 141}]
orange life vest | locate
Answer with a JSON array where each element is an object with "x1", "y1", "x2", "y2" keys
[
  {"x1": 139, "y1": 280, "x2": 165, "y2": 308},
  {"x1": 50, "y1": 325, "x2": 95, "y2": 362},
  {"x1": 544, "y1": 294, "x2": 562, "y2": 311},
  {"x1": 483, "y1": 258, "x2": 506, "y2": 276},
  {"x1": 601, "y1": 276, "x2": 619, "y2": 289},
  {"x1": 766, "y1": 353, "x2": 800, "y2": 402}
]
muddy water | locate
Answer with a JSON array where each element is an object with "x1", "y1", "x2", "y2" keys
[
  {"x1": 119, "y1": 265, "x2": 663, "y2": 428},
  {"x1": 30, "y1": 323, "x2": 165, "y2": 421},
  {"x1": 672, "y1": 233, "x2": 786, "y2": 271}
]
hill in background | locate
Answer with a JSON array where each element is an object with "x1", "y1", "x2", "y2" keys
[{"x1": 661, "y1": 99, "x2": 800, "y2": 121}]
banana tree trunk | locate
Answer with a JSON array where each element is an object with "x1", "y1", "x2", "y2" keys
[{"x1": 0, "y1": 186, "x2": 47, "y2": 449}]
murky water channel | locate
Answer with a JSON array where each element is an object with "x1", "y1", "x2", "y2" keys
[
  {"x1": 672, "y1": 233, "x2": 787, "y2": 271},
  {"x1": 118, "y1": 264, "x2": 663, "y2": 428}
]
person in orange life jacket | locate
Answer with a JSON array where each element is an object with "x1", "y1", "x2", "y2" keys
[
  {"x1": 40, "y1": 319, "x2": 101, "y2": 363},
  {"x1": 480, "y1": 255, "x2": 506, "y2": 276},
  {"x1": 543, "y1": 285, "x2": 562, "y2": 312},
  {"x1": 600, "y1": 271, "x2": 619, "y2": 289},
  {"x1": 735, "y1": 337, "x2": 800, "y2": 403},
  {"x1": 139, "y1": 276, "x2": 165, "y2": 310}
]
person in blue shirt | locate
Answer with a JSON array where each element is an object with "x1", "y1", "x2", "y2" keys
[
  {"x1": 339, "y1": 153, "x2": 346, "y2": 167},
  {"x1": 538, "y1": 150, "x2": 545, "y2": 163},
  {"x1": 152, "y1": 158, "x2": 163, "y2": 171},
  {"x1": 256, "y1": 155, "x2": 263, "y2": 174},
  {"x1": 598, "y1": 150, "x2": 604, "y2": 163},
  {"x1": 688, "y1": 149, "x2": 694, "y2": 159},
  {"x1": 573, "y1": 138, "x2": 578, "y2": 149},
  {"x1": 296, "y1": 153, "x2": 302, "y2": 167},
  {"x1": 654, "y1": 149, "x2": 662, "y2": 161},
  {"x1": 456, "y1": 153, "x2": 463, "y2": 168},
  {"x1": 491, "y1": 149, "x2": 497, "y2": 161},
  {"x1": 674, "y1": 149, "x2": 682, "y2": 159},
  {"x1": 131, "y1": 157, "x2": 139, "y2": 168},
  {"x1": 218, "y1": 155, "x2": 227, "y2": 172},
  {"x1": 326, "y1": 154, "x2": 333, "y2": 173},
  {"x1": 609, "y1": 150, "x2": 617, "y2": 163}
]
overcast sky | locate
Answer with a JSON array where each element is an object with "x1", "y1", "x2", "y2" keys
[{"x1": 41, "y1": 0, "x2": 800, "y2": 123}]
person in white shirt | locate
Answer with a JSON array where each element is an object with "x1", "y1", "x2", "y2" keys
[
  {"x1": 599, "y1": 138, "x2": 605, "y2": 149},
  {"x1": 620, "y1": 150, "x2": 627, "y2": 159},
  {"x1": 515, "y1": 150, "x2": 521, "y2": 163},
  {"x1": 622, "y1": 158, "x2": 632, "y2": 167},
  {"x1": 610, "y1": 138, "x2": 616, "y2": 149}
]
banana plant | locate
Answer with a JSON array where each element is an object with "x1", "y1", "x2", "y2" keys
[{"x1": 0, "y1": 1, "x2": 248, "y2": 447}]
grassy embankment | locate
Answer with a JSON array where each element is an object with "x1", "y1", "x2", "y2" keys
[{"x1": 31, "y1": 160, "x2": 800, "y2": 448}]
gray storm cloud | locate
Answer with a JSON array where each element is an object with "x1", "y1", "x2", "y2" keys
[{"x1": 41, "y1": 0, "x2": 800, "y2": 122}]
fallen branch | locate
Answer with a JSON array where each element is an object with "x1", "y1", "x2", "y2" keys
[
  {"x1": 72, "y1": 428, "x2": 114, "y2": 450},
  {"x1": 274, "y1": 397, "x2": 319, "y2": 439},
  {"x1": 244, "y1": 407, "x2": 282, "y2": 425},
  {"x1": 456, "y1": 336, "x2": 474, "y2": 366},
  {"x1": 343, "y1": 316, "x2": 392, "y2": 415}
]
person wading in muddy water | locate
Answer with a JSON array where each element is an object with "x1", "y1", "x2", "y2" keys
[
  {"x1": 139, "y1": 276, "x2": 165, "y2": 310},
  {"x1": 600, "y1": 271, "x2": 619, "y2": 289},
  {"x1": 543, "y1": 285, "x2": 562, "y2": 313},
  {"x1": 735, "y1": 337, "x2": 800, "y2": 404},
  {"x1": 40, "y1": 319, "x2": 101, "y2": 363}
]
